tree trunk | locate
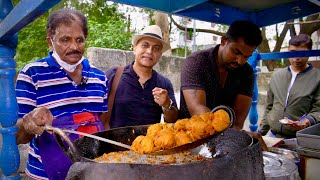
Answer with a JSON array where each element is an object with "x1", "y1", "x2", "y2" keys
[
  {"x1": 154, "y1": 11, "x2": 171, "y2": 55},
  {"x1": 300, "y1": 14, "x2": 320, "y2": 35}
]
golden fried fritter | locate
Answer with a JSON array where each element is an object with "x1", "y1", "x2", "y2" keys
[
  {"x1": 131, "y1": 135, "x2": 155, "y2": 154},
  {"x1": 140, "y1": 136, "x2": 154, "y2": 154},
  {"x1": 154, "y1": 127, "x2": 176, "y2": 150},
  {"x1": 175, "y1": 131, "x2": 193, "y2": 146},
  {"x1": 173, "y1": 118, "x2": 189, "y2": 131},
  {"x1": 146, "y1": 123, "x2": 163, "y2": 138},
  {"x1": 188, "y1": 118, "x2": 215, "y2": 140},
  {"x1": 199, "y1": 112, "x2": 212, "y2": 122},
  {"x1": 131, "y1": 135, "x2": 145, "y2": 153},
  {"x1": 131, "y1": 109, "x2": 230, "y2": 154},
  {"x1": 211, "y1": 109, "x2": 231, "y2": 132}
]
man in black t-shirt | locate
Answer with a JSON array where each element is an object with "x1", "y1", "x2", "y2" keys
[{"x1": 179, "y1": 20, "x2": 262, "y2": 130}]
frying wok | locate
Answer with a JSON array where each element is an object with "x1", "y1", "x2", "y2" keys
[
  {"x1": 64, "y1": 128, "x2": 264, "y2": 180},
  {"x1": 49, "y1": 105, "x2": 264, "y2": 180}
]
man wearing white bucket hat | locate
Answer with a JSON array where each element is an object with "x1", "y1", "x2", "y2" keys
[{"x1": 105, "y1": 25, "x2": 178, "y2": 129}]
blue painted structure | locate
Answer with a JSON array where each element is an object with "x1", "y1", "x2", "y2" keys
[
  {"x1": 0, "y1": 0, "x2": 319, "y2": 179},
  {"x1": 248, "y1": 49, "x2": 320, "y2": 132}
]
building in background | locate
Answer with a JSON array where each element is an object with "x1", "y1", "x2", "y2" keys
[{"x1": 170, "y1": 17, "x2": 221, "y2": 57}]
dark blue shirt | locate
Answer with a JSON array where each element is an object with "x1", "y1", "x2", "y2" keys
[{"x1": 105, "y1": 63, "x2": 176, "y2": 128}]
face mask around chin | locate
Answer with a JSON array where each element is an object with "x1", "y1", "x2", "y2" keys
[
  {"x1": 51, "y1": 50, "x2": 84, "y2": 73},
  {"x1": 50, "y1": 38, "x2": 84, "y2": 72}
]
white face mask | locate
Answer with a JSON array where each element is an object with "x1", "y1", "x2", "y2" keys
[{"x1": 51, "y1": 39, "x2": 84, "y2": 72}]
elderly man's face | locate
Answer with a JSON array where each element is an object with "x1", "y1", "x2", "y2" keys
[
  {"x1": 48, "y1": 22, "x2": 85, "y2": 65},
  {"x1": 133, "y1": 37, "x2": 163, "y2": 68}
]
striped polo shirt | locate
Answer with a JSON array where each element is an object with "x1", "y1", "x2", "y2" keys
[{"x1": 16, "y1": 52, "x2": 108, "y2": 179}]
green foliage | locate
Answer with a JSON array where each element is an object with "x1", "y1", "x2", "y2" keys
[
  {"x1": 216, "y1": 24, "x2": 228, "y2": 33},
  {"x1": 86, "y1": 19, "x2": 134, "y2": 50},
  {"x1": 15, "y1": 0, "x2": 133, "y2": 71},
  {"x1": 173, "y1": 46, "x2": 192, "y2": 57},
  {"x1": 15, "y1": 14, "x2": 49, "y2": 71}
]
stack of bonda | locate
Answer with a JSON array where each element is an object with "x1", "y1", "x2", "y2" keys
[{"x1": 131, "y1": 109, "x2": 231, "y2": 154}]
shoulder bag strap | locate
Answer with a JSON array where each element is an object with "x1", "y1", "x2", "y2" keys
[{"x1": 105, "y1": 66, "x2": 125, "y2": 125}]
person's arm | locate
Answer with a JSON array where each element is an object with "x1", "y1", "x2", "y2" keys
[
  {"x1": 180, "y1": 52, "x2": 211, "y2": 116},
  {"x1": 16, "y1": 107, "x2": 54, "y2": 144},
  {"x1": 100, "y1": 112, "x2": 110, "y2": 130},
  {"x1": 16, "y1": 118, "x2": 36, "y2": 144},
  {"x1": 102, "y1": 66, "x2": 117, "y2": 129},
  {"x1": 182, "y1": 89, "x2": 211, "y2": 116},
  {"x1": 286, "y1": 83, "x2": 320, "y2": 130},
  {"x1": 162, "y1": 100, "x2": 179, "y2": 123},
  {"x1": 232, "y1": 94, "x2": 252, "y2": 130},
  {"x1": 152, "y1": 87, "x2": 178, "y2": 123}
]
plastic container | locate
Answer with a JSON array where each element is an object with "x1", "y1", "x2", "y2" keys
[{"x1": 296, "y1": 124, "x2": 320, "y2": 150}]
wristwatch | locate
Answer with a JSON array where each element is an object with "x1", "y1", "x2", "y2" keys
[{"x1": 162, "y1": 99, "x2": 173, "y2": 112}]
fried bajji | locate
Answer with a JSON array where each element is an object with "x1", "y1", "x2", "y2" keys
[
  {"x1": 146, "y1": 123, "x2": 163, "y2": 138},
  {"x1": 187, "y1": 116, "x2": 215, "y2": 140},
  {"x1": 131, "y1": 109, "x2": 230, "y2": 154},
  {"x1": 173, "y1": 118, "x2": 189, "y2": 131},
  {"x1": 154, "y1": 127, "x2": 176, "y2": 150},
  {"x1": 131, "y1": 135, "x2": 155, "y2": 154},
  {"x1": 211, "y1": 109, "x2": 231, "y2": 132},
  {"x1": 198, "y1": 112, "x2": 212, "y2": 122},
  {"x1": 175, "y1": 131, "x2": 193, "y2": 146}
]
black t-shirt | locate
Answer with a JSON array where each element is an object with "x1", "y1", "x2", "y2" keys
[{"x1": 179, "y1": 45, "x2": 254, "y2": 118}]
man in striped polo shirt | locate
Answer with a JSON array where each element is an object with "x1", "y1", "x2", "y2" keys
[{"x1": 15, "y1": 9, "x2": 108, "y2": 180}]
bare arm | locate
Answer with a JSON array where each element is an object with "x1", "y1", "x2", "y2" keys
[
  {"x1": 162, "y1": 103, "x2": 179, "y2": 123},
  {"x1": 100, "y1": 112, "x2": 110, "y2": 130},
  {"x1": 233, "y1": 94, "x2": 252, "y2": 130},
  {"x1": 16, "y1": 118, "x2": 36, "y2": 144},
  {"x1": 153, "y1": 87, "x2": 178, "y2": 123},
  {"x1": 182, "y1": 89, "x2": 211, "y2": 116},
  {"x1": 16, "y1": 107, "x2": 54, "y2": 144}
]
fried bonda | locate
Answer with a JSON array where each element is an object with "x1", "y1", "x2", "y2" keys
[
  {"x1": 187, "y1": 117, "x2": 215, "y2": 140},
  {"x1": 131, "y1": 135, "x2": 155, "y2": 154},
  {"x1": 175, "y1": 131, "x2": 192, "y2": 146},
  {"x1": 131, "y1": 109, "x2": 230, "y2": 154},
  {"x1": 198, "y1": 112, "x2": 212, "y2": 122},
  {"x1": 131, "y1": 135, "x2": 145, "y2": 153},
  {"x1": 146, "y1": 123, "x2": 163, "y2": 138},
  {"x1": 173, "y1": 118, "x2": 189, "y2": 131},
  {"x1": 211, "y1": 109, "x2": 231, "y2": 132},
  {"x1": 154, "y1": 127, "x2": 176, "y2": 150}
]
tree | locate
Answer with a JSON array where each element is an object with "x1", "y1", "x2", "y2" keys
[
  {"x1": 169, "y1": 14, "x2": 320, "y2": 71},
  {"x1": 154, "y1": 11, "x2": 171, "y2": 55},
  {"x1": 15, "y1": 0, "x2": 133, "y2": 70}
]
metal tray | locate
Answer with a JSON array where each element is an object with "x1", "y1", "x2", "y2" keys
[
  {"x1": 296, "y1": 146, "x2": 320, "y2": 159},
  {"x1": 296, "y1": 124, "x2": 320, "y2": 150}
]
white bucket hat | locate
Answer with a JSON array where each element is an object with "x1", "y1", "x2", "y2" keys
[{"x1": 132, "y1": 25, "x2": 171, "y2": 53}]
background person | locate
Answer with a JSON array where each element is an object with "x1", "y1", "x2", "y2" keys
[
  {"x1": 179, "y1": 20, "x2": 262, "y2": 130},
  {"x1": 258, "y1": 34, "x2": 320, "y2": 138},
  {"x1": 105, "y1": 25, "x2": 178, "y2": 129},
  {"x1": 15, "y1": 8, "x2": 108, "y2": 179}
]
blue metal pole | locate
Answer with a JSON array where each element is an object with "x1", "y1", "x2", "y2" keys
[
  {"x1": 248, "y1": 50, "x2": 260, "y2": 132},
  {"x1": 0, "y1": 0, "x2": 20, "y2": 179}
]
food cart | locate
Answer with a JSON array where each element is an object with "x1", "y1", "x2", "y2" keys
[{"x1": 1, "y1": 0, "x2": 320, "y2": 179}]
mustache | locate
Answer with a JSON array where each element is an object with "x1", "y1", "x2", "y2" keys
[{"x1": 65, "y1": 50, "x2": 82, "y2": 56}]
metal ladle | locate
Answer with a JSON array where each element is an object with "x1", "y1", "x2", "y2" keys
[{"x1": 43, "y1": 125, "x2": 131, "y2": 162}]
